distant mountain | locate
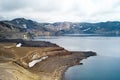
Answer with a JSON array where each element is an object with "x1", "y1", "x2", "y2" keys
[
  {"x1": 4, "y1": 18, "x2": 55, "y2": 36},
  {"x1": 9, "y1": 18, "x2": 44, "y2": 29},
  {"x1": 0, "y1": 21, "x2": 29, "y2": 39},
  {"x1": 1, "y1": 18, "x2": 120, "y2": 39},
  {"x1": 62, "y1": 21, "x2": 120, "y2": 36}
]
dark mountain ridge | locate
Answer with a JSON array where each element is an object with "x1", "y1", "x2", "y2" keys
[
  {"x1": 0, "y1": 18, "x2": 120, "y2": 39},
  {"x1": 0, "y1": 21, "x2": 29, "y2": 39}
]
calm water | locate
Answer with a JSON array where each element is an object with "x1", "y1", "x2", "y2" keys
[{"x1": 34, "y1": 36, "x2": 120, "y2": 80}]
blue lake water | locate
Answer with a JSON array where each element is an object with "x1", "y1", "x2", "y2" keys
[{"x1": 34, "y1": 36, "x2": 120, "y2": 80}]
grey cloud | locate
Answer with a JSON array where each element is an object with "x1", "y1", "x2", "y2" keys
[
  {"x1": 0, "y1": 0, "x2": 26, "y2": 12},
  {"x1": 0, "y1": 0, "x2": 120, "y2": 22},
  {"x1": 26, "y1": 0, "x2": 62, "y2": 12},
  {"x1": 0, "y1": 0, "x2": 61, "y2": 14},
  {"x1": 0, "y1": 16, "x2": 5, "y2": 21}
]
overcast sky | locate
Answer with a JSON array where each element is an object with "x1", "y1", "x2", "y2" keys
[{"x1": 0, "y1": 0, "x2": 120, "y2": 22}]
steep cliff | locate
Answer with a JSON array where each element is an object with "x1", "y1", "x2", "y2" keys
[{"x1": 0, "y1": 40, "x2": 96, "y2": 80}]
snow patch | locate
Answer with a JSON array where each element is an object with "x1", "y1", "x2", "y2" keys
[
  {"x1": 29, "y1": 56, "x2": 48, "y2": 67},
  {"x1": 16, "y1": 20, "x2": 19, "y2": 24},
  {"x1": 79, "y1": 26, "x2": 83, "y2": 28},
  {"x1": 22, "y1": 24, "x2": 27, "y2": 28},
  {"x1": 16, "y1": 43, "x2": 22, "y2": 47},
  {"x1": 73, "y1": 24, "x2": 76, "y2": 27},
  {"x1": 83, "y1": 28, "x2": 91, "y2": 31}
]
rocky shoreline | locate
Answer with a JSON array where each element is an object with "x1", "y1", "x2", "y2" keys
[{"x1": 0, "y1": 39, "x2": 96, "y2": 80}]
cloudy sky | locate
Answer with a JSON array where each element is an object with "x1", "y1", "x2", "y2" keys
[{"x1": 0, "y1": 0, "x2": 120, "y2": 22}]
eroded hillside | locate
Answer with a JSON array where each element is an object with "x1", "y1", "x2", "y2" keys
[{"x1": 0, "y1": 40, "x2": 96, "y2": 80}]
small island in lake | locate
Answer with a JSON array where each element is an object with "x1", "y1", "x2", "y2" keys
[{"x1": 0, "y1": 39, "x2": 96, "y2": 80}]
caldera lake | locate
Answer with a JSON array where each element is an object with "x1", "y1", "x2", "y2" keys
[{"x1": 33, "y1": 36, "x2": 120, "y2": 80}]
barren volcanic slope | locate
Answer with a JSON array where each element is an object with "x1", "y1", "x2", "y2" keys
[{"x1": 0, "y1": 40, "x2": 96, "y2": 80}]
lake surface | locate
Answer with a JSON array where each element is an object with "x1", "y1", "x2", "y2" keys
[{"x1": 33, "y1": 36, "x2": 120, "y2": 80}]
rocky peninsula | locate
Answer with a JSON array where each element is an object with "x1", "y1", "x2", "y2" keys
[{"x1": 0, "y1": 39, "x2": 96, "y2": 80}]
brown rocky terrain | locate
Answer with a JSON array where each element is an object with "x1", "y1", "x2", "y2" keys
[{"x1": 0, "y1": 40, "x2": 96, "y2": 80}]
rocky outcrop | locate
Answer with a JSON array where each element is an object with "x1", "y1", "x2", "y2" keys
[{"x1": 0, "y1": 40, "x2": 96, "y2": 80}]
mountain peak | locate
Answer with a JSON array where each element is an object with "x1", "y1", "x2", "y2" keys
[{"x1": 12, "y1": 18, "x2": 27, "y2": 22}]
